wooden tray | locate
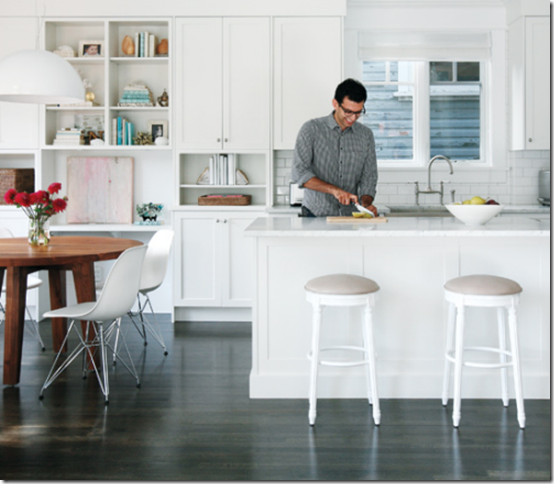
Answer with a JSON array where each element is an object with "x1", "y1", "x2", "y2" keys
[
  {"x1": 326, "y1": 216, "x2": 388, "y2": 223},
  {"x1": 198, "y1": 195, "x2": 251, "y2": 206}
]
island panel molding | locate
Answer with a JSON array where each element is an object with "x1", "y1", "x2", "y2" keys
[{"x1": 246, "y1": 215, "x2": 550, "y2": 399}]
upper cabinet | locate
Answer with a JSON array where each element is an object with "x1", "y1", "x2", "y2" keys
[
  {"x1": 0, "y1": 17, "x2": 39, "y2": 149},
  {"x1": 508, "y1": 16, "x2": 550, "y2": 150},
  {"x1": 175, "y1": 17, "x2": 270, "y2": 151},
  {"x1": 273, "y1": 17, "x2": 343, "y2": 150}
]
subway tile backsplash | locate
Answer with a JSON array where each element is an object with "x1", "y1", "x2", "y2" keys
[{"x1": 273, "y1": 150, "x2": 550, "y2": 206}]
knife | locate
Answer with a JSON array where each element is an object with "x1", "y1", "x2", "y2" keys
[{"x1": 353, "y1": 202, "x2": 374, "y2": 217}]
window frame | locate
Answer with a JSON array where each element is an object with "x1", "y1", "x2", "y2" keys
[{"x1": 361, "y1": 60, "x2": 488, "y2": 169}]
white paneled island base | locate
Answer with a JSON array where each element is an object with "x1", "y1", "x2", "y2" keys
[{"x1": 245, "y1": 215, "x2": 550, "y2": 399}]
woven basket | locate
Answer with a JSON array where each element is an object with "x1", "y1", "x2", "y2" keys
[
  {"x1": 0, "y1": 169, "x2": 35, "y2": 205},
  {"x1": 198, "y1": 195, "x2": 251, "y2": 206}
]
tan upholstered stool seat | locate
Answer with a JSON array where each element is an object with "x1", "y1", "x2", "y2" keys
[
  {"x1": 444, "y1": 274, "x2": 522, "y2": 296},
  {"x1": 305, "y1": 274, "x2": 380, "y2": 295}
]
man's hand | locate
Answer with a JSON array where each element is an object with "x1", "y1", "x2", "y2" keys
[
  {"x1": 331, "y1": 187, "x2": 358, "y2": 206},
  {"x1": 303, "y1": 177, "x2": 358, "y2": 205},
  {"x1": 360, "y1": 195, "x2": 378, "y2": 217}
]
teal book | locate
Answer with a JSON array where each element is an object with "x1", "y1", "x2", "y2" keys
[
  {"x1": 117, "y1": 117, "x2": 122, "y2": 145},
  {"x1": 127, "y1": 122, "x2": 134, "y2": 145}
]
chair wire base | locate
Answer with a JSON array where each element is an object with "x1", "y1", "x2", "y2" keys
[
  {"x1": 39, "y1": 318, "x2": 140, "y2": 404},
  {"x1": 112, "y1": 293, "x2": 168, "y2": 364}
]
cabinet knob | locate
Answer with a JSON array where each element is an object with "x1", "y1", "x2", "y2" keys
[
  {"x1": 225, "y1": 138, "x2": 228, "y2": 142},
  {"x1": 216, "y1": 219, "x2": 220, "y2": 223},
  {"x1": 529, "y1": 138, "x2": 533, "y2": 142},
  {"x1": 217, "y1": 138, "x2": 221, "y2": 142},
  {"x1": 223, "y1": 219, "x2": 227, "y2": 223}
]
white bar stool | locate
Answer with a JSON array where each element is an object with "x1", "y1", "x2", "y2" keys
[
  {"x1": 305, "y1": 273, "x2": 380, "y2": 427},
  {"x1": 442, "y1": 274, "x2": 525, "y2": 429}
]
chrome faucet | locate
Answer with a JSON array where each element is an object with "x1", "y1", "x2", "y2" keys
[{"x1": 414, "y1": 155, "x2": 454, "y2": 205}]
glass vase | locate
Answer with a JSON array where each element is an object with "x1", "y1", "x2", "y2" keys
[{"x1": 28, "y1": 217, "x2": 51, "y2": 247}]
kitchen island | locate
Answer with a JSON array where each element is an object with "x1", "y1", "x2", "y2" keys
[{"x1": 245, "y1": 214, "x2": 550, "y2": 399}]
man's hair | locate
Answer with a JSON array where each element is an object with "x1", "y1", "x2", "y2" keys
[{"x1": 334, "y1": 78, "x2": 367, "y2": 104}]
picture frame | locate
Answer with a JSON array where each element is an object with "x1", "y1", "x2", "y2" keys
[
  {"x1": 78, "y1": 40, "x2": 104, "y2": 57},
  {"x1": 149, "y1": 120, "x2": 168, "y2": 140}
]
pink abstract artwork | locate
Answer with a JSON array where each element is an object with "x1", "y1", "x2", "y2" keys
[{"x1": 66, "y1": 157, "x2": 134, "y2": 224}]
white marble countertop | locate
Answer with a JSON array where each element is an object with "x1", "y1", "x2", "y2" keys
[
  {"x1": 245, "y1": 214, "x2": 550, "y2": 237},
  {"x1": 267, "y1": 204, "x2": 550, "y2": 215}
]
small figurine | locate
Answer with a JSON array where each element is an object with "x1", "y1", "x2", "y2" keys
[
  {"x1": 157, "y1": 89, "x2": 169, "y2": 107},
  {"x1": 136, "y1": 203, "x2": 163, "y2": 222},
  {"x1": 133, "y1": 132, "x2": 154, "y2": 145}
]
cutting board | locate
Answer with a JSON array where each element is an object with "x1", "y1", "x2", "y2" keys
[{"x1": 326, "y1": 216, "x2": 388, "y2": 223}]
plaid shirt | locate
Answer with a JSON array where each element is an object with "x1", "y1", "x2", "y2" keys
[{"x1": 291, "y1": 112, "x2": 378, "y2": 217}]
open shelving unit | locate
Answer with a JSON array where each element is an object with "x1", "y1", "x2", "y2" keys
[{"x1": 177, "y1": 151, "x2": 270, "y2": 208}]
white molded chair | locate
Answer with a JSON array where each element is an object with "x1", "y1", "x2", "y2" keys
[
  {"x1": 108, "y1": 229, "x2": 174, "y2": 359},
  {"x1": 304, "y1": 273, "x2": 381, "y2": 427},
  {"x1": 39, "y1": 244, "x2": 148, "y2": 404},
  {"x1": 0, "y1": 227, "x2": 45, "y2": 351},
  {"x1": 442, "y1": 274, "x2": 526, "y2": 429}
]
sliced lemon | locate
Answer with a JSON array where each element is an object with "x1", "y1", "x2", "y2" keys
[{"x1": 352, "y1": 212, "x2": 372, "y2": 218}]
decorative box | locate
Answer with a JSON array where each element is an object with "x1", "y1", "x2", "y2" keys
[{"x1": 0, "y1": 169, "x2": 35, "y2": 205}]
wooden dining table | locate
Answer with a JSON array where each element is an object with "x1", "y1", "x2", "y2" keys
[{"x1": 0, "y1": 235, "x2": 143, "y2": 385}]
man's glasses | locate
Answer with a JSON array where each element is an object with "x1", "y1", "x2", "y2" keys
[{"x1": 340, "y1": 104, "x2": 366, "y2": 118}]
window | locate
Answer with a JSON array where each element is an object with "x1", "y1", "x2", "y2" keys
[{"x1": 361, "y1": 60, "x2": 484, "y2": 165}]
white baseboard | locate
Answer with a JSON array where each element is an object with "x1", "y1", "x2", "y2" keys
[{"x1": 175, "y1": 307, "x2": 251, "y2": 322}]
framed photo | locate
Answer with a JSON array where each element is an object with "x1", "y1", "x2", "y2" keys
[
  {"x1": 149, "y1": 120, "x2": 168, "y2": 140},
  {"x1": 78, "y1": 40, "x2": 104, "y2": 57}
]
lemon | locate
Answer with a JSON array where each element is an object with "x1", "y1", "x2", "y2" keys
[
  {"x1": 352, "y1": 212, "x2": 372, "y2": 218},
  {"x1": 470, "y1": 196, "x2": 486, "y2": 205}
]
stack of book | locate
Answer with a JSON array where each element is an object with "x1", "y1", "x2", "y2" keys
[
  {"x1": 53, "y1": 128, "x2": 85, "y2": 146},
  {"x1": 209, "y1": 154, "x2": 236, "y2": 185},
  {"x1": 111, "y1": 117, "x2": 135, "y2": 145},
  {"x1": 117, "y1": 83, "x2": 155, "y2": 107},
  {"x1": 134, "y1": 31, "x2": 158, "y2": 57}
]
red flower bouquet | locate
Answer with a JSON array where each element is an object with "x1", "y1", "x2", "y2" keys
[{"x1": 4, "y1": 182, "x2": 68, "y2": 247}]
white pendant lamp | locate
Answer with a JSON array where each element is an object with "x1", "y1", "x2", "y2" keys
[{"x1": 0, "y1": 49, "x2": 85, "y2": 104}]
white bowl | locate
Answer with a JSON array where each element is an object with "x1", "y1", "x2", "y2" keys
[{"x1": 445, "y1": 204, "x2": 504, "y2": 226}]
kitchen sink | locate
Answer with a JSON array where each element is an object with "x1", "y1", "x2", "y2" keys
[{"x1": 383, "y1": 205, "x2": 453, "y2": 217}]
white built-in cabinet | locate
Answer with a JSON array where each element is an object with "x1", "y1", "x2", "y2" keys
[
  {"x1": 509, "y1": 16, "x2": 550, "y2": 150},
  {"x1": 34, "y1": 18, "x2": 175, "y2": 227},
  {"x1": 273, "y1": 17, "x2": 343, "y2": 149},
  {"x1": 173, "y1": 211, "x2": 263, "y2": 308},
  {"x1": 175, "y1": 17, "x2": 270, "y2": 151},
  {"x1": 0, "y1": 18, "x2": 39, "y2": 149}
]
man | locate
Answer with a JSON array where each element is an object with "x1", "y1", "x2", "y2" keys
[{"x1": 291, "y1": 78, "x2": 378, "y2": 217}]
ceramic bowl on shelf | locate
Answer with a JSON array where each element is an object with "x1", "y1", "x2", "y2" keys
[{"x1": 444, "y1": 204, "x2": 504, "y2": 226}]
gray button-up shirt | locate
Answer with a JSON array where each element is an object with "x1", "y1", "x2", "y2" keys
[{"x1": 291, "y1": 112, "x2": 378, "y2": 217}]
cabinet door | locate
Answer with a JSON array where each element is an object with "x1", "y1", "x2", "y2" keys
[
  {"x1": 220, "y1": 213, "x2": 258, "y2": 307},
  {"x1": 223, "y1": 18, "x2": 270, "y2": 151},
  {"x1": 525, "y1": 17, "x2": 549, "y2": 150},
  {"x1": 174, "y1": 213, "x2": 222, "y2": 307},
  {"x1": 273, "y1": 17, "x2": 342, "y2": 149},
  {"x1": 0, "y1": 18, "x2": 39, "y2": 149},
  {"x1": 176, "y1": 18, "x2": 222, "y2": 150}
]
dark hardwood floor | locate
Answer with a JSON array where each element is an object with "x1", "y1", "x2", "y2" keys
[{"x1": 0, "y1": 317, "x2": 550, "y2": 481}]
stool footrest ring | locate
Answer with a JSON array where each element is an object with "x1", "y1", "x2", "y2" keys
[
  {"x1": 308, "y1": 345, "x2": 370, "y2": 367},
  {"x1": 446, "y1": 346, "x2": 513, "y2": 369}
]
